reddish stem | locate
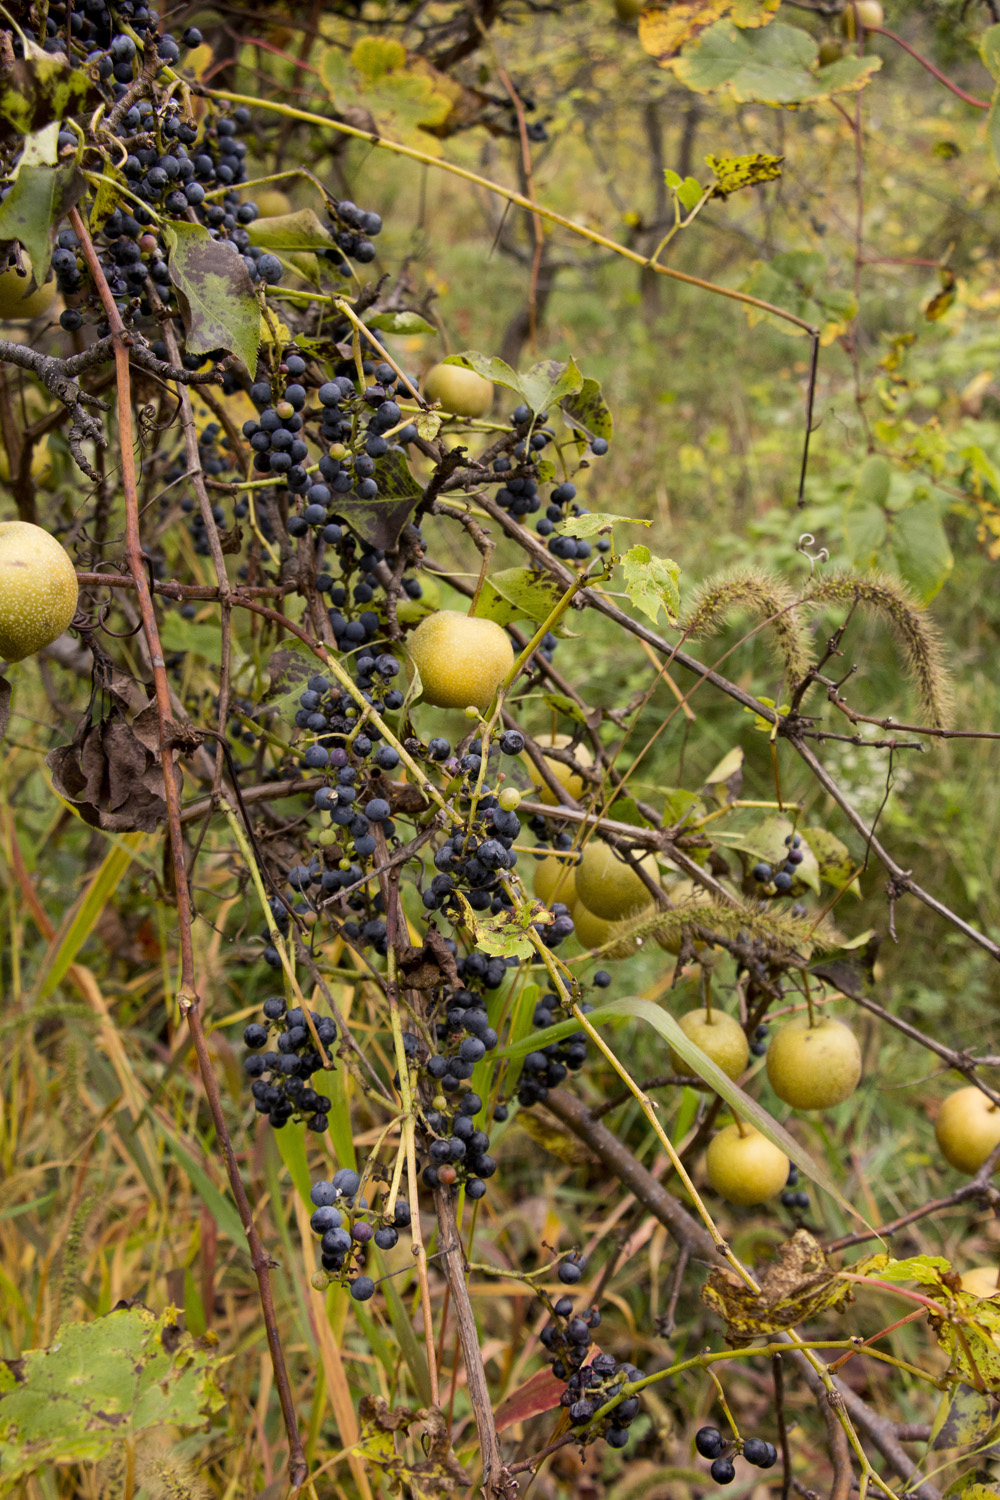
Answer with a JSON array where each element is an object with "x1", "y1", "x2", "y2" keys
[
  {"x1": 870, "y1": 26, "x2": 990, "y2": 109},
  {"x1": 68, "y1": 206, "x2": 308, "y2": 1491}
]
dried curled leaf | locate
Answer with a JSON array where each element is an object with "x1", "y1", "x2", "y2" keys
[
  {"x1": 46, "y1": 682, "x2": 182, "y2": 833},
  {"x1": 702, "y1": 1230, "x2": 853, "y2": 1346}
]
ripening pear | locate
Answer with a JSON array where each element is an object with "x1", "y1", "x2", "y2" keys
[
  {"x1": 574, "y1": 839, "x2": 659, "y2": 921},
  {"x1": 960, "y1": 1266, "x2": 1000, "y2": 1298},
  {"x1": 766, "y1": 1015, "x2": 862, "y2": 1110},
  {"x1": 523, "y1": 732, "x2": 593, "y2": 805},
  {"x1": 706, "y1": 1124, "x2": 790, "y2": 1206},
  {"x1": 0, "y1": 254, "x2": 55, "y2": 320},
  {"x1": 670, "y1": 1008, "x2": 749, "y2": 1083},
  {"x1": 407, "y1": 610, "x2": 514, "y2": 711},
  {"x1": 0, "y1": 521, "x2": 78, "y2": 661},
  {"x1": 423, "y1": 362, "x2": 494, "y2": 418},
  {"x1": 935, "y1": 1086, "x2": 1000, "y2": 1175}
]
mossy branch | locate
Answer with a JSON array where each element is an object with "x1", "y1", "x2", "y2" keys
[
  {"x1": 804, "y1": 571, "x2": 951, "y2": 730},
  {"x1": 680, "y1": 568, "x2": 813, "y2": 686}
]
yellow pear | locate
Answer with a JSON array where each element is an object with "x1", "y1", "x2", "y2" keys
[
  {"x1": 0, "y1": 521, "x2": 78, "y2": 661},
  {"x1": 935, "y1": 1086, "x2": 1000, "y2": 1175},
  {"x1": 574, "y1": 839, "x2": 659, "y2": 921},
  {"x1": 706, "y1": 1124, "x2": 790, "y2": 1206},
  {"x1": 670, "y1": 1009, "x2": 749, "y2": 1083},
  {"x1": 523, "y1": 732, "x2": 593, "y2": 806},
  {"x1": 766, "y1": 1015, "x2": 862, "y2": 1111},
  {"x1": 407, "y1": 610, "x2": 514, "y2": 712}
]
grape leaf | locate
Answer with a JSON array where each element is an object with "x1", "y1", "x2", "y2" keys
[
  {"x1": 554, "y1": 511, "x2": 649, "y2": 537},
  {"x1": 561, "y1": 376, "x2": 614, "y2": 441},
  {"x1": 321, "y1": 38, "x2": 457, "y2": 155},
  {"x1": 891, "y1": 494, "x2": 953, "y2": 603},
  {"x1": 474, "y1": 567, "x2": 575, "y2": 636},
  {"x1": 366, "y1": 309, "x2": 436, "y2": 335},
  {"x1": 674, "y1": 22, "x2": 881, "y2": 106},
  {"x1": 621, "y1": 544, "x2": 681, "y2": 625},
  {"x1": 0, "y1": 1305, "x2": 226, "y2": 1484},
  {"x1": 0, "y1": 38, "x2": 96, "y2": 136},
  {"x1": 638, "y1": 0, "x2": 778, "y2": 69},
  {"x1": 0, "y1": 164, "x2": 85, "y2": 287},
  {"x1": 247, "y1": 208, "x2": 336, "y2": 252},
  {"x1": 706, "y1": 151, "x2": 783, "y2": 197},
  {"x1": 163, "y1": 221, "x2": 260, "y2": 372}
]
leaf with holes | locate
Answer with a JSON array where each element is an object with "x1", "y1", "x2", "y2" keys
[
  {"x1": 0, "y1": 1304, "x2": 227, "y2": 1484},
  {"x1": 163, "y1": 221, "x2": 260, "y2": 372},
  {"x1": 674, "y1": 22, "x2": 881, "y2": 106},
  {"x1": 0, "y1": 164, "x2": 85, "y2": 287},
  {"x1": 621, "y1": 545, "x2": 681, "y2": 625},
  {"x1": 703, "y1": 1230, "x2": 854, "y2": 1346},
  {"x1": 707, "y1": 151, "x2": 783, "y2": 197}
]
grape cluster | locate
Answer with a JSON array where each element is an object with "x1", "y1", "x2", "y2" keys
[
  {"x1": 420, "y1": 1089, "x2": 496, "y2": 1199},
  {"x1": 695, "y1": 1426, "x2": 778, "y2": 1486},
  {"x1": 540, "y1": 1291, "x2": 643, "y2": 1449},
  {"x1": 308, "y1": 1169, "x2": 412, "y2": 1297},
  {"x1": 425, "y1": 793, "x2": 520, "y2": 916},
  {"x1": 242, "y1": 997, "x2": 337, "y2": 1132},
  {"x1": 780, "y1": 1161, "x2": 810, "y2": 1212},
  {"x1": 516, "y1": 991, "x2": 588, "y2": 1107},
  {"x1": 751, "y1": 832, "x2": 804, "y2": 897}
]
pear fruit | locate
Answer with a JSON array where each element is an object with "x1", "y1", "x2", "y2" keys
[
  {"x1": 0, "y1": 521, "x2": 78, "y2": 661},
  {"x1": 935, "y1": 1086, "x2": 1000, "y2": 1175},
  {"x1": 423, "y1": 362, "x2": 494, "y2": 418},
  {"x1": 766, "y1": 1015, "x2": 862, "y2": 1110},
  {"x1": 407, "y1": 610, "x2": 514, "y2": 711},
  {"x1": 706, "y1": 1124, "x2": 790, "y2": 1206},
  {"x1": 670, "y1": 1009, "x2": 749, "y2": 1083},
  {"x1": 523, "y1": 732, "x2": 593, "y2": 805},
  {"x1": 574, "y1": 839, "x2": 659, "y2": 921}
]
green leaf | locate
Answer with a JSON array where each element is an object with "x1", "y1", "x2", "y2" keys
[
  {"x1": 891, "y1": 493, "x2": 954, "y2": 603},
  {"x1": 702, "y1": 746, "x2": 743, "y2": 804},
  {"x1": 674, "y1": 21, "x2": 881, "y2": 106},
  {"x1": 621, "y1": 544, "x2": 681, "y2": 625},
  {"x1": 561, "y1": 376, "x2": 614, "y2": 442},
  {"x1": 247, "y1": 207, "x2": 336, "y2": 252},
  {"x1": 516, "y1": 358, "x2": 584, "y2": 415},
  {"x1": 676, "y1": 175, "x2": 705, "y2": 211},
  {"x1": 19, "y1": 122, "x2": 60, "y2": 168},
  {"x1": 981, "y1": 23, "x2": 1000, "y2": 79},
  {"x1": 0, "y1": 1305, "x2": 227, "y2": 1484},
  {"x1": 157, "y1": 612, "x2": 223, "y2": 662},
  {"x1": 320, "y1": 38, "x2": 456, "y2": 154},
  {"x1": 742, "y1": 248, "x2": 856, "y2": 340},
  {"x1": 843, "y1": 499, "x2": 887, "y2": 568},
  {"x1": 163, "y1": 221, "x2": 260, "y2": 372},
  {"x1": 706, "y1": 151, "x2": 783, "y2": 197},
  {"x1": 366, "y1": 309, "x2": 436, "y2": 336},
  {"x1": 0, "y1": 164, "x2": 85, "y2": 288},
  {"x1": 334, "y1": 448, "x2": 422, "y2": 551},
  {"x1": 804, "y1": 826, "x2": 860, "y2": 897},
  {"x1": 474, "y1": 567, "x2": 573, "y2": 635},
  {"x1": 0, "y1": 38, "x2": 95, "y2": 134},
  {"x1": 445, "y1": 351, "x2": 521, "y2": 391},
  {"x1": 554, "y1": 510, "x2": 649, "y2": 537},
  {"x1": 857, "y1": 1253, "x2": 951, "y2": 1286},
  {"x1": 854, "y1": 454, "x2": 892, "y2": 508}
]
